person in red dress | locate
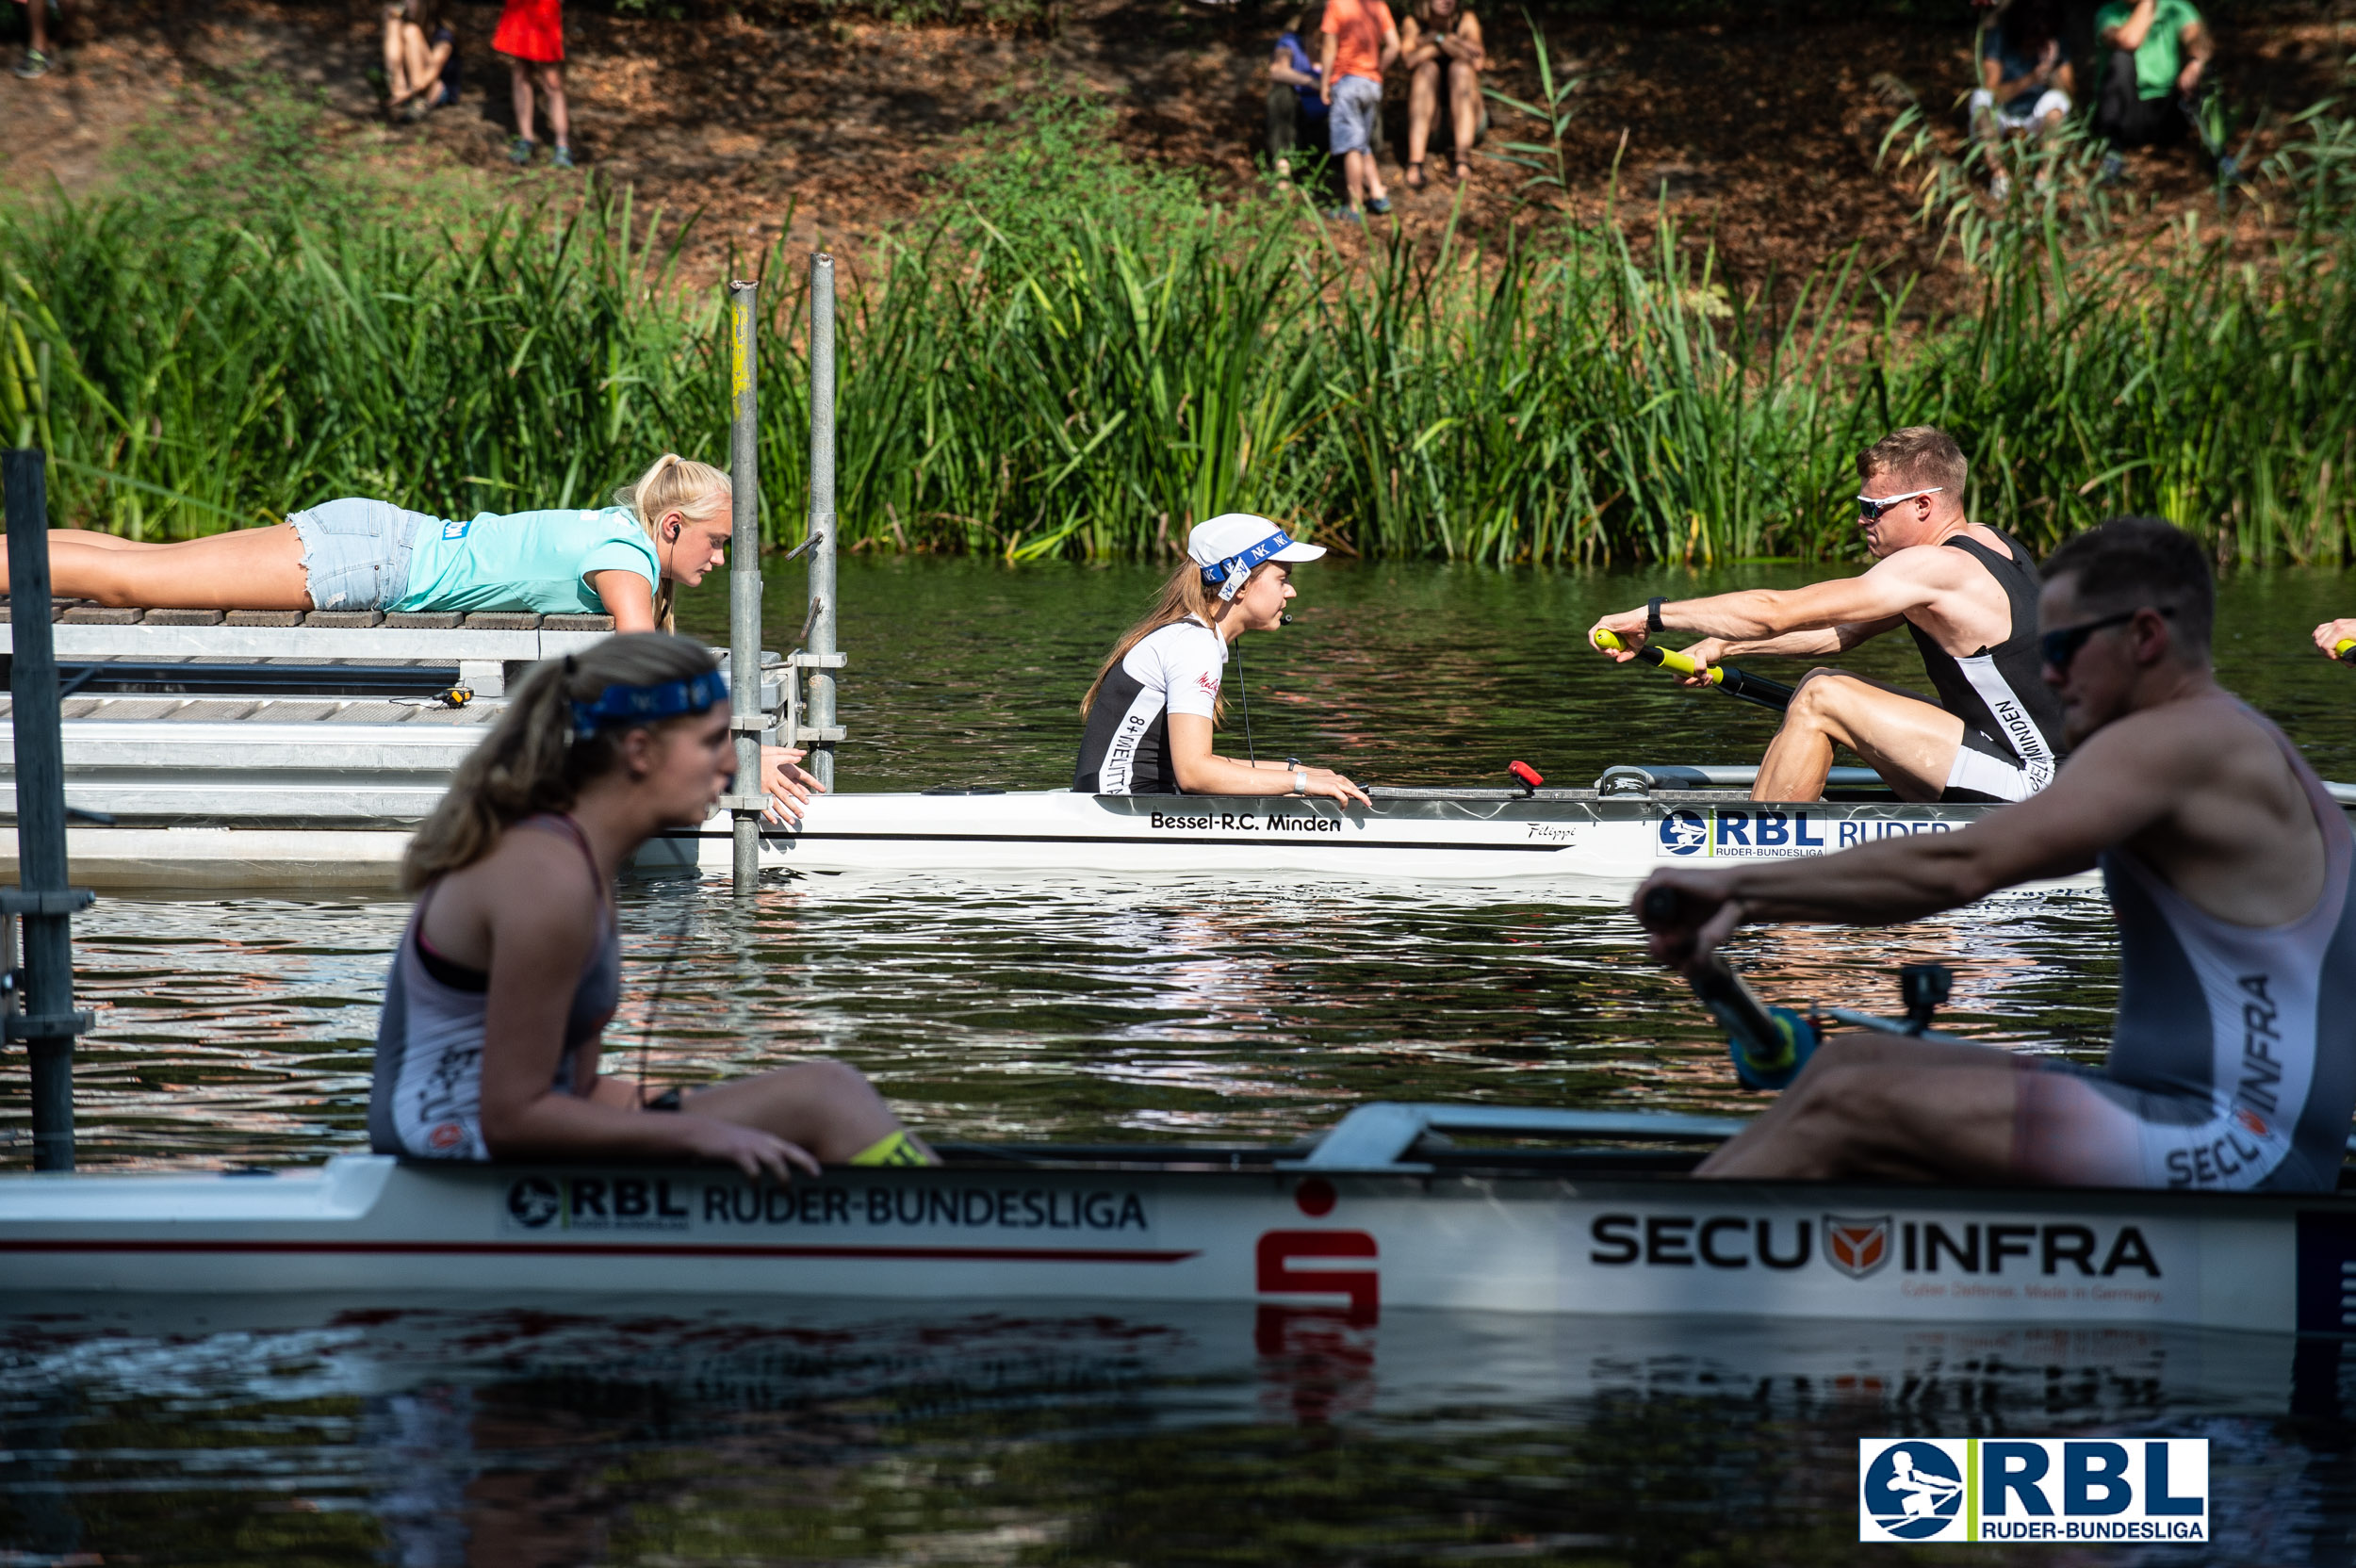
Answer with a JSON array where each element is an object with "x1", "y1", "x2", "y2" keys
[{"x1": 493, "y1": 0, "x2": 571, "y2": 168}]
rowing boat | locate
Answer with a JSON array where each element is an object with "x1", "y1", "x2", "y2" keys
[
  {"x1": 3, "y1": 1103, "x2": 2348, "y2": 1334},
  {"x1": 31, "y1": 768, "x2": 2356, "y2": 888},
  {"x1": 651, "y1": 768, "x2": 2356, "y2": 884}
]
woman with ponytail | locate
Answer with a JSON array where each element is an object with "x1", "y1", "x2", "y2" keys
[
  {"x1": 1073, "y1": 514, "x2": 1369, "y2": 804},
  {"x1": 371, "y1": 632, "x2": 931, "y2": 1177},
  {"x1": 0, "y1": 455, "x2": 730, "y2": 629}
]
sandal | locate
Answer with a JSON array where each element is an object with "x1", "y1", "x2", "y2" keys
[
  {"x1": 1405, "y1": 160, "x2": 1427, "y2": 190},
  {"x1": 1452, "y1": 157, "x2": 1473, "y2": 183}
]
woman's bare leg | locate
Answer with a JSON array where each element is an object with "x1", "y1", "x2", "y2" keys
[
  {"x1": 510, "y1": 57, "x2": 536, "y2": 143},
  {"x1": 1406, "y1": 59, "x2": 1440, "y2": 179},
  {"x1": 46, "y1": 528, "x2": 147, "y2": 551},
  {"x1": 3, "y1": 525, "x2": 311, "y2": 609},
  {"x1": 383, "y1": 8, "x2": 412, "y2": 104},
  {"x1": 1448, "y1": 60, "x2": 1480, "y2": 174},
  {"x1": 679, "y1": 1059, "x2": 923, "y2": 1165},
  {"x1": 538, "y1": 61, "x2": 569, "y2": 150}
]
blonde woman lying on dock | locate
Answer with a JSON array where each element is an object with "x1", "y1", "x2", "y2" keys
[
  {"x1": 372, "y1": 632, "x2": 934, "y2": 1177},
  {"x1": 4, "y1": 453, "x2": 823, "y2": 822},
  {"x1": 0, "y1": 454, "x2": 725, "y2": 630}
]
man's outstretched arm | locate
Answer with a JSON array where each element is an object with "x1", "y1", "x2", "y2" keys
[{"x1": 1589, "y1": 549, "x2": 1955, "y2": 660}]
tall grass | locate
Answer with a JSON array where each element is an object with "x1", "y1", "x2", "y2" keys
[{"x1": 5, "y1": 86, "x2": 2354, "y2": 564}]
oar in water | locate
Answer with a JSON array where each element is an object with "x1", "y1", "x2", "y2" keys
[
  {"x1": 1638, "y1": 885, "x2": 1818, "y2": 1089},
  {"x1": 1638, "y1": 885, "x2": 1964, "y2": 1091},
  {"x1": 1590, "y1": 629, "x2": 1796, "y2": 712}
]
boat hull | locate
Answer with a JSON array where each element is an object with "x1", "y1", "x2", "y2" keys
[
  {"x1": 647, "y1": 788, "x2": 2032, "y2": 885},
  {"x1": 2, "y1": 1155, "x2": 2345, "y2": 1335}
]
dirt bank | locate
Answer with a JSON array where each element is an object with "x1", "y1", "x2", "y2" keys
[{"x1": 4, "y1": 1, "x2": 2351, "y2": 285}]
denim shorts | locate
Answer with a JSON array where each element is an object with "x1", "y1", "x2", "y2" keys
[
  {"x1": 1329, "y1": 74, "x2": 1383, "y2": 156},
  {"x1": 287, "y1": 498, "x2": 434, "y2": 611}
]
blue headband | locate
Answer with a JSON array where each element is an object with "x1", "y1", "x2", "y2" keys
[
  {"x1": 570, "y1": 668, "x2": 728, "y2": 740},
  {"x1": 1199, "y1": 530, "x2": 1295, "y2": 601}
]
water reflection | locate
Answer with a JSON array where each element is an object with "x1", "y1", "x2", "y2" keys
[
  {"x1": 5, "y1": 1296, "x2": 2349, "y2": 1565},
  {"x1": 6, "y1": 562, "x2": 2356, "y2": 1560}
]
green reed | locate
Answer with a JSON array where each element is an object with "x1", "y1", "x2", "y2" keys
[{"x1": 4, "y1": 86, "x2": 2353, "y2": 564}]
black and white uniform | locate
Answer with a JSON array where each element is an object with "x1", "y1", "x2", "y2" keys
[
  {"x1": 2015, "y1": 710, "x2": 2356, "y2": 1191},
  {"x1": 1896, "y1": 531, "x2": 2067, "y2": 803},
  {"x1": 1072, "y1": 616, "x2": 1226, "y2": 795}
]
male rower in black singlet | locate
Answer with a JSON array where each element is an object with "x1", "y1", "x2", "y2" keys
[
  {"x1": 1637, "y1": 518, "x2": 2356, "y2": 1190},
  {"x1": 1589, "y1": 426, "x2": 2064, "y2": 803}
]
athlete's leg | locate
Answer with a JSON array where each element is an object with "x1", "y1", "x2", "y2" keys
[
  {"x1": 679, "y1": 1059, "x2": 926, "y2": 1166},
  {"x1": 44, "y1": 529, "x2": 151, "y2": 550},
  {"x1": 1753, "y1": 669, "x2": 1966, "y2": 802},
  {"x1": 7, "y1": 525, "x2": 311, "y2": 609},
  {"x1": 1695, "y1": 1030, "x2": 2021, "y2": 1181}
]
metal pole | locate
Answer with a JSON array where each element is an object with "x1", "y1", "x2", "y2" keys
[
  {"x1": 3, "y1": 449, "x2": 93, "y2": 1171},
  {"x1": 806, "y1": 253, "x2": 840, "y2": 790},
  {"x1": 726, "y1": 282, "x2": 763, "y2": 893}
]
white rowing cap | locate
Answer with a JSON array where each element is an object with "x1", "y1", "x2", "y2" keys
[{"x1": 1187, "y1": 513, "x2": 1326, "y2": 599}]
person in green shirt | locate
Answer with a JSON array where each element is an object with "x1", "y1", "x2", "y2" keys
[{"x1": 2090, "y1": 0, "x2": 2217, "y2": 182}]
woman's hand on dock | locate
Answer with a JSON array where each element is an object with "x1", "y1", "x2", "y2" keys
[{"x1": 760, "y1": 744, "x2": 826, "y2": 825}]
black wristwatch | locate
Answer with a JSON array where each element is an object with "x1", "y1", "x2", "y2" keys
[{"x1": 1646, "y1": 596, "x2": 1665, "y2": 635}]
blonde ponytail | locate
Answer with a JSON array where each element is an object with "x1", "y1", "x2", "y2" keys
[
  {"x1": 1079, "y1": 560, "x2": 1259, "y2": 722},
  {"x1": 401, "y1": 632, "x2": 722, "y2": 890},
  {"x1": 614, "y1": 453, "x2": 731, "y2": 633}
]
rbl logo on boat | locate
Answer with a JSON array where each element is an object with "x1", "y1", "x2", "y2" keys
[{"x1": 1857, "y1": 1439, "x2": 2207, "y2": 1543}]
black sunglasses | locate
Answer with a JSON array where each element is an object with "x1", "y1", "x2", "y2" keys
[{"x1": 2039, "y1": 606, "x2": 2172, "y2": 671}]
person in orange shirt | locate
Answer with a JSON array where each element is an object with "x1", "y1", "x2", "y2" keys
[{"x1": 1319, "y1": 0, "x2": 1400, "y2": 218}]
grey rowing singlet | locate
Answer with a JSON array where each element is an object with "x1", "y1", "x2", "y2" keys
[{"x1": 2097, "y1": 710, "x2": 2356, "y2": 1190}]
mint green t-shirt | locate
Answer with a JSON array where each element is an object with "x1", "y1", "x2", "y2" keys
[
  {"x1": 392, "y1": 506, "x2": 661, "y2": 616},
  {"x1": 2095, "y1": 0, "x2": 2202, "y2": 102}
]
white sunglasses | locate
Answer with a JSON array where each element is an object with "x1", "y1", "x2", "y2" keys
[{"x1": 1856, "y1": 486, "x2": 1942, "y2": 521}]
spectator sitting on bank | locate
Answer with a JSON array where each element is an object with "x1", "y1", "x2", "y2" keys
[
  {"x1": 1319, "y1": 0, "x2": 1400, "y2": 220},
  {"x1": 1399, "y1": 0, "x2": 1485, "y2": 189},
  {"x1": 1268, "y1": 3, "x2": 1331, "y2": 186},
  {"x1": 11, "y1": 0, "x2": 72, "y2": 80},
  {"x1": 1970, "y1": 0, "x2": 2071, "y2": 200},
  {"x1": 2091, "y1": 0, "x2": 2217, "y2": 184},
  {"x1": 384, "y1": 0, "x2": 461, "y2": 123},
  {"x1": 494, "y1": 0, "x2": 573, "y2": 169}
]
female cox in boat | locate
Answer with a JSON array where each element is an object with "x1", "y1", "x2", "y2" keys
[
  {"x1": 1072, "y1": 513, "x2": 1371, "y2": 807},
  {"x1": 369, "y1": 631, "x2": 934, "y2": 1181}
]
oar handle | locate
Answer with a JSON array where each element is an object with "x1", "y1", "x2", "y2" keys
[
  {"x1": 1639, "y1": 882, "x2": 1817, "y2": 1090},
  {"x1": 2337, "y1": 638, "x2": 2356, "y2": 663},
  {"x1": 1591, "y1": 629, "x2": 1796, "y2": 712}
]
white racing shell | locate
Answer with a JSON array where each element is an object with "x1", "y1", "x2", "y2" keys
[
  {"x1": 645, "y1": 786, "x2": 2061, "y2": 885},
  {"x1": 4, "y1": 1138, "x2": 2352, "y2": 1336}
]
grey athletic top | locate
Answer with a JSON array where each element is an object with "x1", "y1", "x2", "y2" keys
[
  {"x1": 368, "y1": 814, "x2": 621, "y2": 1159},
  {"x1": 2088, "y1": 710, "x2": 2356, "y2": 1190},
  {"x1": 1906, "y1": 531, "x2": 2067, "y2": 801}
]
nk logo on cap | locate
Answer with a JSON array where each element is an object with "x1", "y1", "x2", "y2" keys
[{"x1": 1858, "y1": 1438, "x2": 2207, "y2": 1543}]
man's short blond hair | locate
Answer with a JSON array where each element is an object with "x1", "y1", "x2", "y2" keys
[{"x1": 1857, "y1": 427, "x2": 1968, "y2": 497}]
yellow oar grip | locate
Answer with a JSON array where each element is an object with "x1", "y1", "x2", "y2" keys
[
  {"x1": 1592, "y1": 628, "x2": 1724, "y2": 685},
  {"x1": 2337, "y1": 638, "x2": 2356, "y2": 661}
]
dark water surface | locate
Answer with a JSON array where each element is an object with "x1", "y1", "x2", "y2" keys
[{"x1": 7, "y1": 560, "x2": 2356, "y2": 1563}]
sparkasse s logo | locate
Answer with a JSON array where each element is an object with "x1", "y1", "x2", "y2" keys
[{"x1": 1858, "y1": 1438, "x2": 2208, "y2": 1543}]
